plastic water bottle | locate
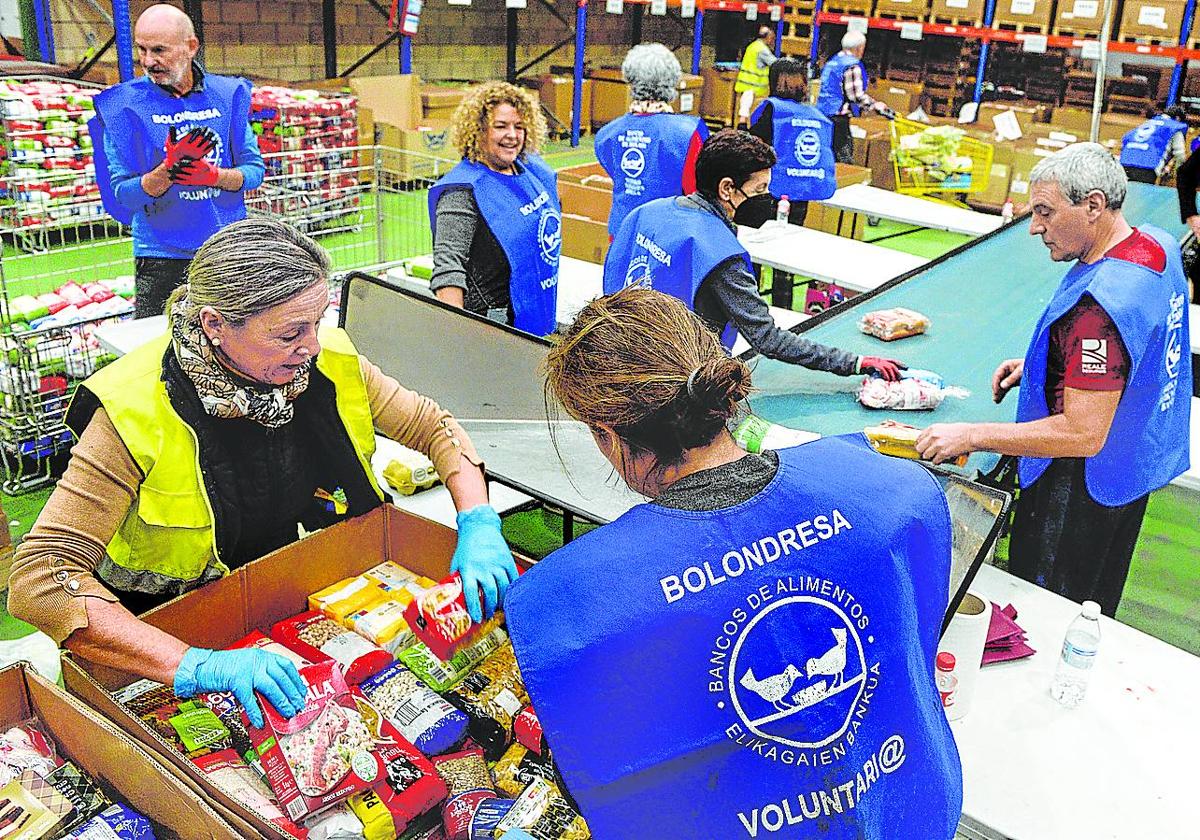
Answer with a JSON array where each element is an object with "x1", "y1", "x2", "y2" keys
[
  {"x1": 1001, "y1": 199, "x2": 1014, "y2": 224},
  {"x1": 1050, "y1": 600, "x2": 1102, "y2": 709},
  {"x1": 935, "y1": 652, "x2": 958, "y2": 714},
  {"x1": 732, "y1": 415, "x2": 818, "y2": 454},
  {"x1": 776, "y1": 194, "x2": 790, "y2": 225}
]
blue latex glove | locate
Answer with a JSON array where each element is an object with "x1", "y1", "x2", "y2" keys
[
  {"x1": 174, "y1": 647, "x2": 308, "y2": 729},
  {"x1": 451, "y1": 504, "x2": 518, "y2": 623}
]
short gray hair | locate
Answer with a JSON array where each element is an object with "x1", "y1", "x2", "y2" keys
[
  {"x1": 622, "y1": 43, "x2": 682, "y2": 103},
  {"x1": 841, "y1": 31, "x2": 866, "y2": 50},
  {"x1": 1030, "y1": 142, "x2": 1127, "y2": 210},
  {"x1": 168, "y1": 217, "x2": 331, "y2": 328}
]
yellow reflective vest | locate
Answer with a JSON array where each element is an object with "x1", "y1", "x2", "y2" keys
[
  {"x1": 70, "y1": 325, "x2": 383, "y2": 598},
  {"x1": 735, "y1": 38, "x2": 771, "y2": 96}
]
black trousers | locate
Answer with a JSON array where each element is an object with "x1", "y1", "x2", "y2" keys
[
  {"x1": 1122, "y1": 165, "x2": 1158, "y2": 184},
  {"x1": 831, "y1": 114, "x2": 854, "y2": 165},
  {"x1": 134, "y1": 257, "x2": 191, "y2": 319},
  {"x1": 1008, "y1": 457, "x2": 1149, "y2": 617}
]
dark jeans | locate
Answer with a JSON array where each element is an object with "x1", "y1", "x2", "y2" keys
[
  {"x1": 1122, "y1": 165, "x2": 1157, "y2": 184},
  {"x1": 1008, "y1": 457, "x2": 1149, "y2": 617},
  {"x1": 831, "y1": 114, "x2": 854, "y2": 164},
  {"x1": 134, "y1": 257, "x2": 191, "y2": 319}
]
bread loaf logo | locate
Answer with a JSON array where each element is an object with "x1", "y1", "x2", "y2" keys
[{"x1": 1080, "y1": 338, "x2": 1108, "y2": 375}]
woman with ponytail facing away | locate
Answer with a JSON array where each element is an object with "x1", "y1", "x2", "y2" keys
[{"x1": 503, "y1": 287, "x2": 963, "y2": 839}]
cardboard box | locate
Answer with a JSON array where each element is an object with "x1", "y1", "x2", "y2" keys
[
  {"x1": 557, "y1": 161, "x2": 613, "y2": 221},
  {"x1": 966, "y1": 162, "x2": 1013, "y2": 212},
  {"x1": 348, "y1": 74, "x2": 423, "y2": 131},
  {"x1": 677, "y1": 73, "x2": 704, "y2": 117},
  {"x1": 1099, "y1": 112, "x2": 1147, "y2": 144},
  {"x1": 562, "y1": 212, "x2": 610, "y2": 264},
  {"x1": 527, "y1": 74, "x2": 593, "y2": 133},
  {"x1": 1053, "y1": 0, "x2": 1117, "y2": 33},
  {"x1": 979, "y1": 101, "x2": 1049, "y2": 135},
  {"x1": 377, "y1": 122, "x2": 456, "y2": 182},
  {"x1": 64, "y1": 505, "x2": 523, "y2": 840},
  {"x1": 1, "y1": 663, "x2": 246, "y2": 838},
  {"x1": 874, "y1": 0, "x2": 931, "y2": 18},
  {"x1": 701, "y1": 66, "x2": 739, "y2": 125},
  {"x1": 422, "y1": 85, "x2": 470, "y2": 124},
  {"x1": 992, "y1": 0, "x2": 1054, "y2": 28},
  {"x1": 804, "y1": 163, "x2": 873, "y2": 239},
  {"x1": 1119, "y1": 0, "x2": 1187, "y2": 40},
  {"x1": 1051, "y1": 105, "x2": 1096, "y2": 134},
  {"x1": 588, "y1": 69, "x2": 703, "y2": 128},
  {"x1": 869, "y1": 80, "x2": 925, "y2": 115},
  {"x1": 929, "y1": 0, "x2": 986, "y2": 22},
  {"x1": 852, "y1": 114, "x2": 893, "y2": 169}
]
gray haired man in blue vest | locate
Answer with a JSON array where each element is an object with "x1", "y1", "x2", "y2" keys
[
  {"x1": 816, "y1": 31, "x2": 889, "y2": 164},
  {"x1": 1119, "y1": 105, "x2": 1188, "y2": 185}
]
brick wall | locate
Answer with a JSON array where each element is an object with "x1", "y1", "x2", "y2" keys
[{"x1": 50, "y1": 0, "x2": 720, "y2": 85}]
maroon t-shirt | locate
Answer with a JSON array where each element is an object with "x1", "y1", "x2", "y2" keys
[{"x1": 1043, "y1": 230, "x2": 1162, "y2": 414}]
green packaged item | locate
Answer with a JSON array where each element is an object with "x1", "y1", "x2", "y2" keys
[
  {"x1": 169, "y1": 700, "x2": 231, "y2": 754},
  {"x1": 398, "y1": 624, "x2": 508, "y2": 693},
  {"x1": 7, "y1": 295, "x2": 48, "y2": 322}
]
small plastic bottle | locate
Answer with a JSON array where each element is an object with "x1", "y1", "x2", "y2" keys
[
  {"x1": 1001, "y1": 199, "x2": 1014, "y2": 223},
  {"x1": 732, "y1": 415, "x2": 816, "y2": 454},
  {"x1": 1050, "y1": 600, "x2": 1102, "y2": 709},
  {"x1": 935, "y1": 652, "x2": 958, "y2": 713},
  {"x1": 776, "y1": 194, "x2": 790, "y2": 225}
]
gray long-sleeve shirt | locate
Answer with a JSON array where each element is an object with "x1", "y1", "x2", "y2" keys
[
  {"x1": 430, "y1": 185, "x2": 514, "y2": 322},
  {"x1": 685, "y1": 193, "x2": 861, "y2": 375}
]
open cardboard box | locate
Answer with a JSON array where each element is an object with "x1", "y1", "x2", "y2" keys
[
  {"x1": 0, "y1": 662, "x2": 246, "y2": 838},
  {"x1": 63, "y1": 504, "x2": 524, "y2": 839}
]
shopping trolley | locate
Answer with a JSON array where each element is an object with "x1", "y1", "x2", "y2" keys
[{"x1": 890, "y1": 117, "x2": 994, "y2": 199}]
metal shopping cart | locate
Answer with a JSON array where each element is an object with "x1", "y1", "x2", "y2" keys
[{"x1": 890, "y1": 117, "x2": 994, "y2": 199}]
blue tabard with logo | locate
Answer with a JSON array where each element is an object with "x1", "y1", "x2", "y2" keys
[
  {"x1": 595, "y1": 113, "x2": 708, "y2": 235},
  {"x1": 1119, "y1": 115, "x2": 1188, "y2": 171},
  {"x1": 817, "y1": 53, "x2": 869, "y2": 117},
  {"x1": 88, "y1": 74, "x2": 255, "y2": 253},
  {"x1": 603, "y1": 196, "x2": 751, "y2": 348},
  {"x1": 1016, "y1": 225, "x2": 1191, "y2": 506},
  {"x1": 427, "y1": 154, "x2": 561, "y2": 336},
  {"x1": 753, "y1": 98, "x2": 837, "y2": 201},
  {"x1": 506, "y1": 434, "x2": 962, "y2": 840}
]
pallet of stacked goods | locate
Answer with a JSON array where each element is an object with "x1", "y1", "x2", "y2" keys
[
  {"x1": 928, "y1": 0, "x2": 985, "y2": 26},
  {"x1": 1105, "y1": 74, "x2": 1156, "y2": 114},
  {"x1": 1023, "y1": 51, "x2": 1068, "y2": 104},
  {"x1": 884, "y1": 37, "x2": 926, "y2": 82},
  {"x1": 0, "y1": 77, "x2": 105, "y2": 252},
  {"x1": 1117, "y1": 0, "x2": 1188, "y2": 45},
  {"x1": 921, "y1": 37, "x2": 979, "y2": 116},
  {"x1": 1052, "y1": 0, "x2": 1116, "y2": 37},
  {"x1": 990, "y1": 0, "x2": 1054, "y2": 33},
  {"x1": 821, "y1": 0, "x2": 873, "y2": 16},
  {"x1": 875, "y1": 0, "x2": 930, "y2": 23},
  {"x1": 248, "y1": 85, "x2": 362, "y2": 237},
  {"x1": 783, "y1": 0, "x2": 814, "y2": 57},
  {"x1": 1063, "y1": 68, "x2": 1099, "y2": 106}
]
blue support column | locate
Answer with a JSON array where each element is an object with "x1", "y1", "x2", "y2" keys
[
  {"x1": 32, "y1": 0, "x2": 55, "y2": 64},
  {"x1": 774, "y1": 13, "x2": 784, "y2": 56},
  {"x1": 112, "y1": 0, "x2": 135, "y2": 81},
  {"x1": 692, "y1": 8, "x2": 704, "y2": 74},
  {"x1": 401, "y1": 35, "x2": 413, "y2": 74},
  {"x1": 572, "y1": 0, "x2": 588, "y2": 147},
  {"x1": 1168, "y1": 0, "x2": 1197, "y2": 103},
  {"x1": 809, "y1": 0, "x2": 823, "y2": 72},
  {"x1": 972, "y1": 0, "x2": 998, "y2": 104}
]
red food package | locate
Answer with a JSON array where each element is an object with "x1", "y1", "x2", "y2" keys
[
  {"x1": 271, "y1": 611, "x2": 392, "y2": 684},
  {"x1": 242, "y1": 661, "x2": 386, "y2": 822},
  {"x1": 230, "y1": 628, "x2": 311, "y2": 668},
  {"x1": 193, "y1": 748, "x2": 306, "y2": 838},
  {"x1": 57, "y1": 282, "x2": 89, "y2": 305},
  {"x1": 82, "y1": 283, "x2": 114, "y2": 304},
  {"x1": 404, "y1": 573, "x2": 493, "y2": 662},
  {"x1": 513, "y1": 705, "x2": 546, "y2": 757}
]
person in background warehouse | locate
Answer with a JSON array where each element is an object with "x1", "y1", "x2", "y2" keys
[
  {"x1": 88, "y1": 4, "x2": 264, "y2": 319},
  {"x1": 428, "y1": 81, "x2": 561, "y2": 337},
  {"x1": 7, "y1": 219, "x2": 517, "y2": 729},
  {"x1": 817, "y1": 30, "x2": 890, "y2": 164},
  {"x1": 1119, "y1": 105, "x2": 1187, "y2": 185},
  {"x1": 505, "y1": 286, "x2": 962, "y2": 840},
  {"x1": 1174, "y1": 135, "x2": 1200, "y2": 298},
  {"x1": 918, "y1": 143, "x2": 1191, "y2": 616},
  {"x1": 594, "y1": 44, "x2": 709, "y2": 237},
  {"x1": 603, "y1": 129, "x2": 903, "y2": 380},
  {"x1": 734, "y1": 25, "x2": 777, "y2": 129}
]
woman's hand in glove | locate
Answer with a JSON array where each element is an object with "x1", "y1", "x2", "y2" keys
[
  {"x1": 173, "y1": 647, "x2": 308, "y2": 729},
  {"x1": 451, "y1": 504, "x2": 518, "y2": 624},
  {"x1": 860, "y1": 356, "x2": 905, "y2": 381}
]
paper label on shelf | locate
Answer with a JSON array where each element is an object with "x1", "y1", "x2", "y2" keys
[
  {"x1": 448, "y1": 0, "x2": 471, "y2": 6},
  {"x1": 1072, "y1": 0, "x2": 1099, "y2": 17},
  {"x1": 1137, "y1": 6, "x2": 1167, "y2": 28},
  {"x1": 992, "y1": 109, "x2": 1023, "y2": 140},
  {"x1": 900, "y1": 21, "x2": 924, "y2": 39},
  {"x1": 1080, "y1": 39, "x2": 1102, "y2": 58},
  {"x1": 681, "y1": 0, "x2": 697, "y2": 17},
  {"x1": 1010, "y1": 177, "x2": 1030, "y2": 195},
  {"x1": 651, "y1": 0, "x2": 667, "y2": 15},
  {"x1": 848, "y1": 16, "x2": 869, "y2": 32},
  {"x1": 746, "y1": 3, "x2": 759, "y2": 20},
  {"x1": 946, "y1": 0, "x2": 970, "y2": 7},
  {"x1": 606, "y1": 0, "x2": 623, "y2": 13},
  {"x1": 1021, "y1": 33, "x2": 1048, "y2": 52},
  {"x1": 1009, "y1": 0, "x2": 1035, "y2": 13},
  {"x1": 680, "y1": 92, "x2": 695, "y2": 111},
  {"x1": 506, "y1": 0, "x2": 527, "y2": 7},
  {"x1": 771, "y1": 4, "x2": 783, "y2": 20}
]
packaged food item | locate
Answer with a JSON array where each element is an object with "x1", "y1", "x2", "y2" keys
[
  {"x1": 444, "y1": 644, "x2": 529, "y2": 761},
  {"x1": 491, "y1": 745, "x2": 557, "y2": 799},
  {"x1": 359, "y1": 661, "x2": 468, "y2": 756},
  {"x1": 404, "y1": 574, "x2": 491, "y2": 662},
  {"x1": 349, "y1": 594, "x2": 417, "y2": 654},
  {"x1": 229, "y1": 628, "x2": 312, "y2": 669},
  {"x1": 311, "y1": 576, "x2": 391, "y2": 624},
  {"x1": 512, "y1": 707, "x2": 546, "y2": 757},
  {"x1": 898, "y1": 368, "x2": 945, "y2": 389},
  {"x1": 62, "y1": 803, "x2": 156, "y2": 840},
  {"x1": 46, "y1": 763, "x2": 109, "y2": 830},
  {"x1": 432, "y1": 748, "x2": 496, "y2": 840},
  {"x1": 0, "y1": 722, "x2": 60, "y2": 785},
  {"x1": 243, "y1": 660, "x2": 386, "y2": 822},
  {"x1": 383, "y1": 452, "x2": 440, "y2": 496},
  {"x1": 0, "y1": 775, "x2": 69, "y2": 838},
  {"x1": 858, "y1": 307, "x2": 931, "y2": 341},
  {"x1": 858, "y1": 377, "x2": 969, "y2": 411},
  {"x1": 198, "y1": 690, "x2": 266, "y2": 779},
  {"x1": 115, "y1": 680, "x2": 235, "y2": 760},
  {"x1": 469, "y1": 798, "x2": 516, "y2": 840},
  {"x1": 272, "y1": 611, "x2": 393, "y2": 684},
  {"x1": 493, "y1": 778, "x2": 589, "y2": 839},
  {"x1": 864, "y1": 420, "x2": 969, "y2": 467},
  {"x1": 192, "y1": 749, "x2": 301, "y2": 838},
  {"x1": 303, "y1": 801, "x2": 364, "y2": 840},
  {"x1": 398, "y1": 624, "x2": 509, "y2": 693}
]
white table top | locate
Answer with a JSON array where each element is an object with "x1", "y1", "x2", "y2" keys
[
  {"x1": 738, "y1": 222, "x2": 929, "y2": 292},
  {"x1": 822, "y1": 183, "x2": 1004, "y2": 237},
  {"x1": 954, "y1": 563, "x2": 1199, "y2": 839},
  {"x1": 1190, "y1": 304, "x2": 1199, "y2": 356}
]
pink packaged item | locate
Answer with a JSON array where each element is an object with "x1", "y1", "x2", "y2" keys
[{"x1": 271, "y1": 611, "x2": 393, "y2": 684}]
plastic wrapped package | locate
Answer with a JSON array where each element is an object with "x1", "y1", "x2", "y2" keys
[
  {"x1": 491, "y1": 745, "x2": 558, "y2": 799},
  {"x1": 432, "y1": 748, "x2": 497, "y2": 840},
  {"x1": 113, "y1": 680, "x2": 232, "y2": 759},
  {"x1": 492, "y1": 778, "x2": 589, "y2": 840},
  {"x1": 398, "y1": 623, "x2": 508, "y2": 693},
  {"x1": 192, "y1": 749, "x2": 301, "y2": 838},
  {"x1": 348, "y1": 594, "x2": 417, "y2": 654},
  {"x1": 858, "y1": 377, "x2": 969, "y2": 411},
  {"x1": 0, "y1": 721, "x2": 61, "y2": 785},
  {"x1": 512, "y1": 707, "x2": 546, "y2": 757},
  {"x1": 0, "y1": 772, "x2": 73, "y2": 838},
  {"x1": 45, "y1": 762, "x2": 109, "y2": 831},
  {"x1": 62, "y1": 803, "x2": 155, "y2": 840},
  {"x1": 858, "y1": 307, "x2": 931, "y2": 341},
  {"x1": 404, "y1": 574, "x2": 491, "y2": 662},
  {"x1": 271, "y1": 611, "x2": 393, "y2": 684},
  {"x1": 359, "y1": 661, "x2": 469, "y2": 755},
  {"x1": 443, "y1": 644, "x2": 530, "y2": 761},
  {"x1": 304, "y1": 802, "x2": 365, "y2": 840},
  {"x1": 864, "y1": 420, "x2": 968, "y2": 467}
]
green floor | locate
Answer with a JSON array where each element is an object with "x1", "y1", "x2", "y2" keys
[{"x1": 1, "y1": 139, "x2": 1197, "y2": 659}]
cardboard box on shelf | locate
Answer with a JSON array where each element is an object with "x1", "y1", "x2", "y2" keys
[
  {"x1": 677, "y1": 73, "x2": 704, "y2": 117},
  {"x1": 63, "y1": 505, "x2": 529, "y2": 839},
  {"x1": 377, "y1": 122, "x2": 456, "y2": 182},
  {"x1": 558, "y1": 162, "x2": 613, "y2": 222},
  {"x1": 868, "y1": 80, "x2": 925, "y2": 116},
  {"x1": 1050, "y1": 105, "x2": 1095, "y2": 134},
  {"x1": 563, "y1": 212, "x2": 610, "y2": 264},
  {"x1": 804, "y1": 163, "x2": 873, "y2": 239},
  {"x1": 701, "y1": 66, "x2": 739, "y2": 125},
  {"x1": 524, "y1": 74, "x2": 592, "y2": 134},
  {"x1": 589, "y1": 66, "x2": 628, "y2": 130},
  {"x1": 2, "y1": 662, "x2": 248, "y2": 838},
  {"x1": 348, "y1": 74, "x2": 423, "y2": 131},
  {"x1": 966, "y1": 162, "x2": 1012, "y2": 213},
  {"x1": 929, "y1": 0, "x2": 986, "y2": 22},
  {"x1": 1053, "y1": 0, "x2": 1116, "y2": 34},
  {"x1": 421, "y1": 84, "x2": 470, "y2": 123},
  {"x1": 1099, "y1": 112, "x2": 1147, "y2": 144},
  {"x1": 991, "y1": 0, "x2": 1054, "y2": 29},
  {"x1": 1118, "y1": 0, "x2": 1188, "y2": 41}
]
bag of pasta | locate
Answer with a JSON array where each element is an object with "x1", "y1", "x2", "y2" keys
[
  {"x1": 443, "y1": 644, "x2": 529, "y2": 761},
  {"x1": 858, "y1": 307, "x2": 930, "y2": 341}
]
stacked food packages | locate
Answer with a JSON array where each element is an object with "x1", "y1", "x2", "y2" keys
[
  {"x1": 113, "y1": 561, "x2": 591, "y2": 840},
  {"x1": 249, "y1": 86, "x2": 361, "y2": 228},
  {"x1": 0, "y1": 719, "x2": 158, "y2": 838},
  {"x1": 0, "y1": 78, "x2": 103, "y2": 234}
]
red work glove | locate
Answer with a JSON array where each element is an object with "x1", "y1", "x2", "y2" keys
[
  {"x1": 168, "y1": 158, "x2": 220, "y2": 187},
  {"x1": 163, "y1": 125, "x2": 218, "y2": 170},
  {"x1": 860, "y1": 356, "x2": 905, "y2": 381}
]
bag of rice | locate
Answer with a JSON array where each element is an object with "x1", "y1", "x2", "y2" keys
[
  {"x1": 858, "y1": 307, "x2": 930, "y2": 341},
  {"x1": 347, "y1": 715, "x2": 448, "y2": 840},
  {"x1": 359, "y1": 661, "x2": 468, "y2": 755},
  {"x1": 272, "y1": 611, "x2": 393, "y2": 685},
  {"x1": 398, "y1": 623, "x2": 508, "y2": 693}
]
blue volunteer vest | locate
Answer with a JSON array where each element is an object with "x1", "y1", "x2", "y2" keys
[
  {"x1": 506, "y1": 434, "x2": 962, "y2": 840},
  {"x1": 427, "y1": 155, "x2": 561, "y2": 336},
  {"x1": 595, "y1": 113, "x2": 708, "y2": 235},
  {"x1": 88, "y1": 74, "x2": 252, "y2": 251},
  {"x1": 1016, "y1": 225, "x2": 1191, "y2": 505},
  {"x1": 602, "y1": 196, "x2": 751, "y2": 348},
  {"x1": 1119, "y1": 115, "x2": 1187, "y2": 171},
  {"x1": 753, "y1": 98, "x2": 837, "y2": 201},
  {"x1": 818, "y1": 53, "x2": 868, "y2": 118}
]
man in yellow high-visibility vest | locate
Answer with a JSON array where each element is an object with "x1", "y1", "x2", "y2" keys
[{"x1": 735, "y1": 26, "x2": 776, "y2": 128}]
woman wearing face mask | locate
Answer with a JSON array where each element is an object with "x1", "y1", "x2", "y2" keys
[
  {"x1": 603, "y1": 129, "x2": 902, "y2": 379},
  {"x1": 428, "y1": 81, "x2": 561, "y2": 336}
]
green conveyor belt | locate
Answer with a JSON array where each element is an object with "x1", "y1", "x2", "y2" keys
[{"x1": 746, "y1": 182, "x2": 1185, "y2": 474}]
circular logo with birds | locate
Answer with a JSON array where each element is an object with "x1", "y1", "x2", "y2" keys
[
  {"x1": 620, "y1": 146, "x2": 646, "y2": 179},
  {"x1": 538, "y1": 210, "x2": 562, "y2": 266},
  {"x1": 793, "y1": 129, "x2": 823, "y2": 168},
  {"x1": 624, "y1": 255, "x2": 654, "y2": 289},
  {"x1": 728, "y1": 596, "x2": 868, "y2": 750}
]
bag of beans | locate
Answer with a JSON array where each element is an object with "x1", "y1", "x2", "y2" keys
[
  {"x1": 359, "y1": 661, "x2": 468, "y2": 756},
  {"x1": 271, "y1": 610, "x2": 393, "y2": 685}
]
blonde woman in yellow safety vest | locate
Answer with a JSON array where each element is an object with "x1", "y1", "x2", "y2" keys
[{"x1": 735, "y1": 25, "x2": 777, "y2": 128}]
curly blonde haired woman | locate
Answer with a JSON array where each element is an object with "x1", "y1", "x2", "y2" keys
[{"x1": 427, "y1": 81, "x2": 561, "y2": 336}]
